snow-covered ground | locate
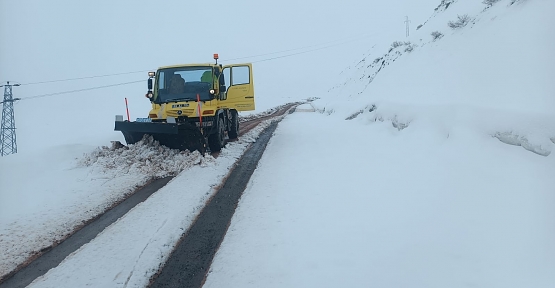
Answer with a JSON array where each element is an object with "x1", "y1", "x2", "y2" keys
[
  {"x1": 1, "y1": 0, "x2": 554, "y2": 287},
  {"x1": 203, "y1": 1, "x2": 555, "y2": 286},
  {"x1": 204, "y1": 110, "x2": 555, "y2": 288},
  {"x1": 0, "y1": 139, "x2": 207, "y2": 277}
]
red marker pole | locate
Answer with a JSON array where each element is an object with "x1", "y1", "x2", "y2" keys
[
  {"x1": 125, "y1": 98, "x2": 130, "y2": 121},
  {"x1": 196, "y1": 94, "x2": 203, "y2": 133}
]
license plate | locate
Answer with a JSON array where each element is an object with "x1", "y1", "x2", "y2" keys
[
  {"x1": 195, "y1": 121, "x2": 213, "y2": 127},
  {"x1": 136, "y1": 118, "x2": 152, "y2": 122}
]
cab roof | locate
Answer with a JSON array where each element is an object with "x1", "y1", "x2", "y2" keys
[{"x1": 158, "y1": 63, "x2": 217, "y2": 69}]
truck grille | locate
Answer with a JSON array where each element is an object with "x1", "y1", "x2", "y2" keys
[{"x1": 167, "y1": 109, "x2": 195, "y2": 117}]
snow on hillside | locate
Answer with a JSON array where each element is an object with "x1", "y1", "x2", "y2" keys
[{"x1": 322, "y1": 0, "x2": 555, "y2": 156}]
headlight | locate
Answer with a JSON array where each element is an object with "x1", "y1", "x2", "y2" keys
[
  {"x1": 209, "y1": 89, "x2": 215, "y2": 94},
  {"x1": 146, "y1": 92, "x2": 153, "y2": 98}
]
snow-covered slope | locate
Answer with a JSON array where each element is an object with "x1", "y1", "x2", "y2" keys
[{"x1": 321, "y1": 0, "x2": 555, "y2": 156}]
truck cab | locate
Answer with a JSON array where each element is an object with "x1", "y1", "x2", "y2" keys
[
  {"x1": 147, "y1": 63, "x2": 255, "y2": 120},
  {"x1": 115, "y1": 56, "x2": 255, "y2": 154}
]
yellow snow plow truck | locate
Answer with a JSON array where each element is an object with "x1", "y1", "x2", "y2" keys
[{"x1": 115, "y1": 54, "x2": 255, "y2": 154}]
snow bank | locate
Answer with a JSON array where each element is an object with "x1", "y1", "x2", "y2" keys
[
  {"x1": 294, "y1": 103, "x2": 315, "y2": 112},
  {"x1": 204, "y1": 110, "x2": 555, "y2": 288},
  {"x1": 318, "y1": 0, "x2": 555, "y2": 156},
  {"x1": 79, "y1": 136, "x2": 211, "y2": 178},
  {"x1": 315, "y1": 100, "x2": 555, "y2": 156},
  {"x1": 239, "y1": 102, "x2": 299, "y2": 122}
]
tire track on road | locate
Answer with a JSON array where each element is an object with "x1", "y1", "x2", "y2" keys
[{"x1": 148, "y1": 121, "x2": 282, "y2": 288}]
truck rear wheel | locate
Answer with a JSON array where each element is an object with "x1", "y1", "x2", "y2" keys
[
  {"x1": 228, "y1": 110, "x2": 239, "y2": 139},
  {"x1": 208, "y1": 117, "x2": 226, "y2": 152}
]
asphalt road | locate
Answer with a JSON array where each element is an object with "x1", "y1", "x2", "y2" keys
[{"x1": 148, "y1": 121, "x2": 280, "y2": 288}]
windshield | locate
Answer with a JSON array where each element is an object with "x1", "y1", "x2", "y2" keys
[{"x1": 154, "y1": 66, "x2": 214, "y2": 103}]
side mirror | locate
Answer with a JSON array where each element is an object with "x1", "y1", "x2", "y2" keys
[
  {"x1": 219, "y1": 85, "x2": 227, "y2": 100},
  {"x1": 146, "y1": 79, "x2": 154, "y2": 101}
]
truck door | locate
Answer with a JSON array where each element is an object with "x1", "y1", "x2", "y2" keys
[{"x1": 221, "y1": 63, "x2": 255, "y2": 111}]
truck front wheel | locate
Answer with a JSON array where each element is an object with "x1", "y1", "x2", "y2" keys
[{"x1": 228, "y1": 110, "x2": 239, "y2": 139}]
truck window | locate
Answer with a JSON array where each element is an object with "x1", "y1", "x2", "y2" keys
[
  {"x1": 232, "y1": 66, "x2": 250, "y2": 85},
  {"x1": 158, "y1": 72, "x2": 165, "y2": 89},
  {"x1": 223, "y1": 68, "x2": 231, "y2": 92},
  {"x1": 155, "y1": 66, "x2": 214, "y2": 102}
]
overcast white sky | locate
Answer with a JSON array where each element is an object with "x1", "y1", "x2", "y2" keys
[{"x1": 0, "y1": 0, "x2": 439, "y2": 101}]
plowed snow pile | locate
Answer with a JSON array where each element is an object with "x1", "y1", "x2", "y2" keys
[{"x1": 80, "y1": 137, "x2": 212, "y2": 178}]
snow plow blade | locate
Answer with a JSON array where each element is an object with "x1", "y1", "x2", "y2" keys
[{"x1": 114, "y1": 121, "x2": 206, "y2": 154}]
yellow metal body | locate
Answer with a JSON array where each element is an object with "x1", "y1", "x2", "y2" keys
[{"x1": 148, "y1": 63, "x2": 255, "y2": 120}]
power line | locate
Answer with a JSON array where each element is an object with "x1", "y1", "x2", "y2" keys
[
  {"x1": 19, "y1": 80, "x2": 144, "y2": 101},
  {"x1": 251, "y1": 36, "x2": 374, "y2": 63},
  {"x1": 10, "y1": 32, "x2": 379, "y2": 88},
  {"x1": 224, "y1": 33, "x2": 373, "y2": 61},
  {"x1": 16, "y1": 36, "x2": 370, "y2": 101},
  {"x1": 224, "y1": 32, "x2": 381, "y2": 62},
  {"x1": 8, "y1": 32, "x2": 380, "y2": 102},
  {"x1": 19, "y1": 70, "x2": 151, "y2": 86}
]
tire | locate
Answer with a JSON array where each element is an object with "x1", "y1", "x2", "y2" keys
[
  {"x1": 208, "y1": 117, "x2": 226, "y2": 152},
  {"x1": 228, "y1": 110, "x2": 239, "y2": 139}
]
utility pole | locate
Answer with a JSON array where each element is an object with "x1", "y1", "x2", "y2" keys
[
  {"x1": 0, "y1": 81, "x2": 21, "y2": 156},
  {"x1": 405, "y1": 16, "x2": 411, "y2": 37}
]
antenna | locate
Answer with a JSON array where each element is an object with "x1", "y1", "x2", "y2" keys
[{"x1": 405, "y1": 16, "x2": 411, "y2": 37}]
